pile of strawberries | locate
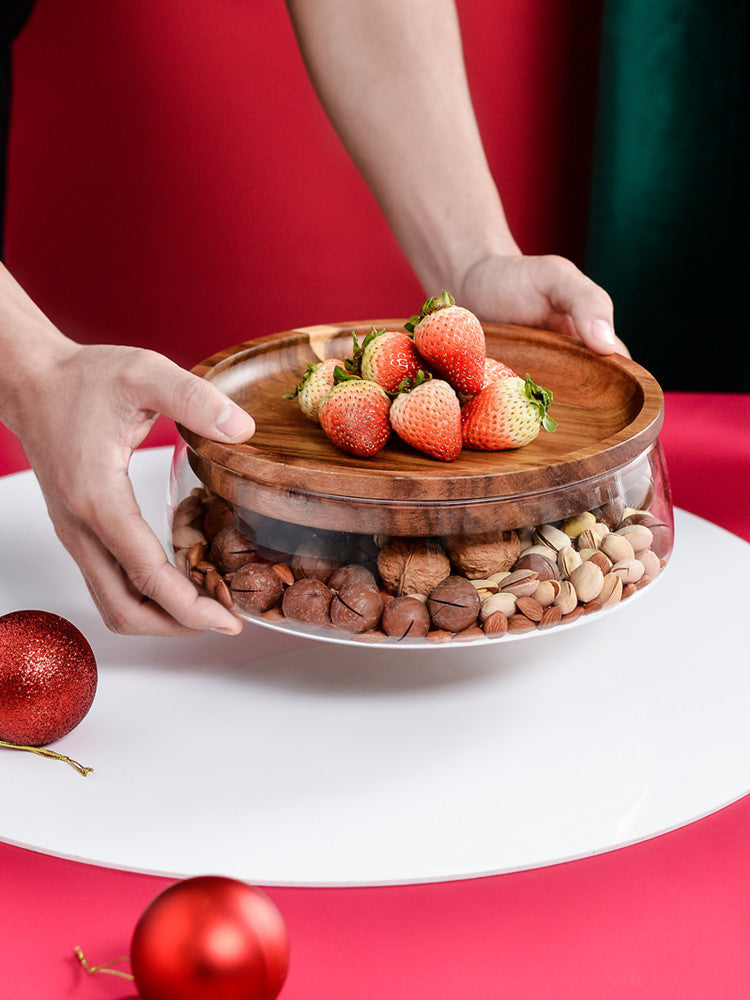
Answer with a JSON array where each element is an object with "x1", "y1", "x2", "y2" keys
[{"x1": 284, "y1": 291, "x2": 557, "y2": 462}]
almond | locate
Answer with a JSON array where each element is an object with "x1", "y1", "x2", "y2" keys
[
  {"x1": 272, "y1": 563, "x2": 295, "y2": 586},
  {"x1": 507, "y1": 614, "x2": 536, "y2": 634},
  {"x1": 516, "y1": 596, "x2": 544, "y2": 622},
  {"x1": 482, "y1": 610, "x2": 508, "y2": 636},
  {"x1": 539, "y1": 605, "x2": 563, "y2": 629}
]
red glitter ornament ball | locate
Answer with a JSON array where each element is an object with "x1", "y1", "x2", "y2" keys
[
  {"x1": 130, "y1": 876, "x2": 290, "y2": 1000},
  {"x1": 0, "y1": 609, "x2": 98, "y2": 746}
]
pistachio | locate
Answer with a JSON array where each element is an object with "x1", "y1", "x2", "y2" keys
[
  {"x1": 577, "y1": 547, "x2": 599, "y2": 563},
  {"x1": 637, "y1": 549, "x2": 661, "y2": 578},
  {"x1": 599, "y1": 572, "x2": 623, "y2": 608},
  {"x1": 600, "y1": 532, "x2": 635, "y2": 564},
  {"x1": 552, "y1": 580, "x2": 578, "y2": 615},
  {"x1": 591, "y1": 522, "x2": 610, "y2": 545},
  {"x1": 517, "y1": 527, "x2": 536, "y2": 552},
  {"x1": 610, "y1": 558, "x2": 645, "y2": 584},
  {"x1": 480, "y1": 591, "x2": 517, "y2": 620},
  {"x1": 499, "y1": 569, "x2": 540, "y2": 598},
  {"x1": 576, "y1": 528, "x2": 600, "y2": 552},
  {"x1": 588, "y1": 551, "x2": 613, "y2": 575},
  {"x1": 532, "y1": 579, "x2": 561, "y2": 607},
  {"x1": 615, "y1": 523, "x2": 654, "y2": 553},
  {"x1": 558, "y1": 546, "x2": 582, "y2": 577},
  {"x1": 523, "y1": 543, "x2": 563, "y2": 560},
  {"x1": 593, "y1": 499, "x2": 626, "y2": 530},
  {"x1": 570, "y1": 561, "x2": 604, "y2": 603},
  {"x1": 488, "y1": 570, "x2": 511, "y2": 586},
  {"x1": 534, "y1": 524, "x2": 571, "y2": 552},
  {"x1": 561, "y1": 511, "x2": 596, "y2": 539},
  {"x1": 470, "y1": 578, "x2": 500, "y2": 594}
]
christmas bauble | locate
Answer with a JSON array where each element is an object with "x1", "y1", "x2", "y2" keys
[
  {"x1": 0, "y1": 609, "x2": 97, "y2": 746},
  {"x1": 130, "y1": 876, "x2": 290, "y2": 1000}
]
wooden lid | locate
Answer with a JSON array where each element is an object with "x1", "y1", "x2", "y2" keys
[{"x1": 178, "y1": 321, "x2": 664, "y2": 535}]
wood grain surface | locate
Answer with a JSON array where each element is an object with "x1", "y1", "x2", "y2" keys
[{"x1": 178, "y1": 322, "x2": 664, "y2": 535}]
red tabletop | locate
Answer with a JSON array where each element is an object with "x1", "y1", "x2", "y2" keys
[{"x1": 1, "y1": 391, "x2": 749, "y2": 1000}]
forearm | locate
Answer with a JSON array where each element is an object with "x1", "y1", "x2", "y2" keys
[
  {"x1": 0, "y1": 263, "x2": 77, "y2": 436},
  {"x1": 285, "y1": 0, "x2": 519, "y2": 293}
]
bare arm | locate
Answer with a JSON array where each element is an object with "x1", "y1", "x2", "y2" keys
[
  {"x1": 286, "y1": 0, "x2": 625, "y2": 354},
  {"x1": 0, "y1": 263, "x2": 253, "y2": 636}
]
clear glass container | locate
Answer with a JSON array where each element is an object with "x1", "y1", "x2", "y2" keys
[{"x1": 167, "y1": 322, "x2": 674, "y2": 647}]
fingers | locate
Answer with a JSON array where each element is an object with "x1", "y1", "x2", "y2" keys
[
  {"x1": 59, "y1": 511, "x2": 243, "y2": 637},
  {"x1": 532, "y1": 256, "x2": 628, "y2": 357},
  {"x1": 125, "y1": 350, "x2": 256, "y2": 443}
]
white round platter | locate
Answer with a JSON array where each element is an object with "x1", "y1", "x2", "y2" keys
[{"x1": 1, "y1": 447, "x2": 748, "y2": 886}]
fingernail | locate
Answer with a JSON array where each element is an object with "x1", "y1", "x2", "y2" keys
[
  {"x1": 216, "y1": 403, "x2": 254, "y2": 440},
  {"x1": 591, "y1": 319, "x2": 617, "y2": 350},
  {"x1": 210, "y1": 625, "x2": 241, "y2": 636}
]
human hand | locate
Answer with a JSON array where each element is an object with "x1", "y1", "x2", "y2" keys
[
  {"x1": 17, "y1": 343, "x2": 254, "y2": 637},
  {"x1": 454, "y1": 253, "x2": 629, "y2": 356}
]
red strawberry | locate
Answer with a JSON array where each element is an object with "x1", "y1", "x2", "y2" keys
[
  {"x1": 358, "y1": 329, "x2": 423, "y2": 392},
  {"x1": 284, "y1": 357, "x2": 343, "y2": 422},
  {"x1": 482, "y1": 357, "x2": 517, "y2": 386},
  {"x1": 458, "y1": 357, "x2": 518, "y2": 404},
  {"x1": 318, "y1": 372, "x2": 391, "y2": 457},
  {"x1": 390, "y1": 374, "x2": 462, "y2": 462},
  {"x1": 405, "y1": 290, "x2": 485, "y2": 395},
  {"x1": 461, "y1": 373, "x2": 557, "y2": 450}
]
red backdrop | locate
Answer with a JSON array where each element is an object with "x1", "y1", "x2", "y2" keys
[{"x1": 2, "y1": 0, "x2": 602, "y2": 470}]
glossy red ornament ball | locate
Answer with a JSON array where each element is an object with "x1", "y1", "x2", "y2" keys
[
  {"x1": 0, "y1": 609, "x2": 98, "y2": 746},
  {"x1": 130, "y1": 876, "x2": 290, "y2": 1000}
]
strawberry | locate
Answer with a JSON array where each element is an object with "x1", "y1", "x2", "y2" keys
[
  {"x1": 461, "y1": 373, "x2": 557, "y2": 450},
  {"x1": 283, "y1": 357, "x2": 343, "y2": 422},
  {"x1": 390, "y1": 373, "x2": 462, "y2": 462},
  {"x1": 482, "y1": 357, "x2": 517, "y2": 386},
  {"x1": 405, "y1": 290, "x2": 485, "y2": 396},
  {"x1": 458, "y1": 357, "x2": 518, "y2": 404},
  {"x1": 356, "y1": 328, "x2": 424, "y2": 392},
  {"x1": 318, "y1": 371, "x2": 392, "y2": 457}
]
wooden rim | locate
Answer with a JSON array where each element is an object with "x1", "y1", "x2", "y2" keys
[{"x1": 178, "y1": 321, "x2": 664, "y2": 532}]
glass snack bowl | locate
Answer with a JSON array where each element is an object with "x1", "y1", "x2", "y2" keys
[{"x1": 168, "y1": 321, "x2": 673, "y2": 648}]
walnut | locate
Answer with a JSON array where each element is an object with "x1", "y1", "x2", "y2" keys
[
  {"x1": 445, "y1": 530, "x2": 521, "y2": 579},
  {"x1": 376, "y1": 537, "x2": 450, "y2": 597}
]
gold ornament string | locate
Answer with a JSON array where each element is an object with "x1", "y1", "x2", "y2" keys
[
  {"x1": 74, "y1": 946, "x2": 135, "y2": 981},
  {"x1": 0, "y1": 740, "x2": 93, "y2": 776}
]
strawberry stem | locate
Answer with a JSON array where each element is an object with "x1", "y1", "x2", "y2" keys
[
  {"x1": 332, "y1": 365, "x2": 361, "y2": 383},
  {"x1": 524, "y1": 374, "x2": 557, "y2": 433},
  {"x1": 0, "y1": 739, "x2": 93, "y2": 776},
  {"x1": 282, "y1": 362, "x2": 318, "y2": 399},
  {"x1": 404, "y1": 289, "x2": 455, "y2": 331}
]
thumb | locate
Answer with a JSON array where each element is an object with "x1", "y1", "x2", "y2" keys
[{"x1": 136, "y1": 352, "x2": 255, "y2": 443}]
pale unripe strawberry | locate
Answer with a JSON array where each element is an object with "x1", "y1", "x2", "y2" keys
[
  {"x1": 461, "y1": 374, "x2": 556, "y2": 451},
  {"x1": 390, "y1": 376, "x2": 462, "y2": 462},
  {"x1": 405, "y1": 290, "x2": 486, "y2": 395},
  {"x1": 284, "y1": 358, "x2": 343, "y2": 422},
  {"x1": 318, "y1": 376, "x2": 391, "y2": 457}
]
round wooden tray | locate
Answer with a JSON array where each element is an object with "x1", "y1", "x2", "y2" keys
[{"x1": 178, "y1": 321, "x2": 664, "y2": 535}]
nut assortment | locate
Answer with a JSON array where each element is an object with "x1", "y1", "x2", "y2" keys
[{"x1": 171, "y1": 486, "x2": 672, "y2": 644}]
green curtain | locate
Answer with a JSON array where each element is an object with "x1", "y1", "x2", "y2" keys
[{"x1": 587, "y1": 1, "x2": 749, "y2": 392}]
